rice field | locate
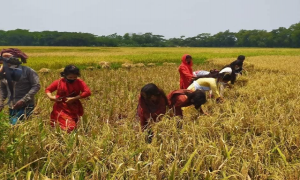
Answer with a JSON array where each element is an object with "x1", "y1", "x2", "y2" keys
[
  {"x1": 0, "y1": 47, "x2": 300, "y2": 179},
  {"x1": 1, "y1": 46, "x2": 300, "y2": 69}
]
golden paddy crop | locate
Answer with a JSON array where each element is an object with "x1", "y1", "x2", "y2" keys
[{"x1": 0, "y1": 47, "x2": 300, "y2": 179}]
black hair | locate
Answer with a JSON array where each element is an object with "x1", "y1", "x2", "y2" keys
[
  {"x1": 141, "y1": 83, "x2": 162, "y2": 99},
  {"x1": 60, "y1": 65, "x2": 80, "y2": 77},
  {"x1": 237, "y1": 55, "x2": 245, "y2": 61},
  {"x1": 186, "y1": 90, "x2": 207, "y2": 109},
  {"x1": 141, "y1": 83, "x2": 168, "y2": 105},
  {"x1": 186, "y1": 55, "x2": 192, "y2": 59}
]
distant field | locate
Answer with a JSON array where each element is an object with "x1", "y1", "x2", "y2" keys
[
  {"x1": 1, "y1": 46, "x2": 300, "y2": 69},
  {"x1": 0, "y1": 47, "x2": 300, "y2": 179}
]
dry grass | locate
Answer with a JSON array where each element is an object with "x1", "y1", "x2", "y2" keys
[
  {"x1": 0, "y1": 48, "x2": 300, "y2": 179},
  {"x1": 38, "y1": 68, "x2": 51, "y2": 73}
]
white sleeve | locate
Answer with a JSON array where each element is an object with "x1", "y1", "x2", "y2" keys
[{"x1": 219, "y1": 67, "x2": 232, "y2": 74}]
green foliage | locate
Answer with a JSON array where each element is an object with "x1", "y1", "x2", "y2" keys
[
  {"x1": 0, "y1": 112, "x2": 9, "y2": 148},
  {"x1": 1, "y1": 22, "x2": 300, "y2": 47}
]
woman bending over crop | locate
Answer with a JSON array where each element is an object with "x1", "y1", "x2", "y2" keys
[
  {"x1": 137, "y1": 83, "x2": 168, "y2": 131},
  {"x1": 167, "y1": 89, "x2": 207, "y2": 117},
  {"x1": 223, "y1": 55, "x2": 246, "y2": 84},
  {"x1": 188, "y1": 73, "x2": 231, "y2": 103}
]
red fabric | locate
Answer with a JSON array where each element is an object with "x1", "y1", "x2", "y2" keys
[
  {"x1": 45, "y1": 78, "x2": 91, "y2": 132},
  {"x1": 137, "y1": 93, "x2": 168, "y2": 130},
  {"x1": 178, "y1": 54, "x2": 194, "y2": 89},
  {"x1": 0, "y1": 48, "x2": 28, "y2": 63},
  {"x1": 167, "y1": 89, "x2": 193, "y2": 116}
]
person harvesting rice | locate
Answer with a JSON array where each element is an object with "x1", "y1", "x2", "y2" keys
[{"x1": 45, "y1": 65, "x2": 91, "y2": 132}]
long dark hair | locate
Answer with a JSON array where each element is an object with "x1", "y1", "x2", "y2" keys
[
  {"x1": 141, "y1": 83, "x2": 168, "y2": 104},
  {"x1": 185, "y1": 90, "x2": 207, "y2": 109},
  {"x1": 60, "y1": 65, "x2": 80, "y2": 77}
]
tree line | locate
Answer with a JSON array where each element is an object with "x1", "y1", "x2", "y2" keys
[{"x1": 0, "y1": 22, "x2": 299, "y2": 47}]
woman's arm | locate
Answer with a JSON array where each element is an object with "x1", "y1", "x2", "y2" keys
[
  {"x1": 78, "y1": 79, "x2": 91, "y2": 98},
  {"x1": 179, "y1": 66, "x2": 194, "y2": 79},
  {"x1": 46, "y1": 92, "x2": 62, "y2": 102},
  {"x1": 65, "y1": 80, "x2": 91, "y2": 103},
  {"x1": 45, "y1": 80, "x2": 60, "y2": 101}
]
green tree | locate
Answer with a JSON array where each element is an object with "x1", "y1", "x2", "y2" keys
[
  {"x1": 289, "y1": 22, "x2": 300, "y2": 47},
  {"x1": 268, "y1": 27, "x2": 291, "y2": 47},
  {"x1": 211, "y1": 30, "x2": 236, "y2": 47}
]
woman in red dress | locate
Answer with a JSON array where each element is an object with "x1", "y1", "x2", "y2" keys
[
  {"x1": 178, "y1": 54, "x2": 195, "y2": 89},
  {"x1": 137, "y1": 83, "x2": 168, "y2": 131},
  {"x1": 137, "y1": 83, "x2": 169, "y2": 143},
  {"x1": 45, "y1": 65, "x2": 91, "y2": 132},
  {"x1": 167, "y1": 89, "x2": 207, "y2": 117}
]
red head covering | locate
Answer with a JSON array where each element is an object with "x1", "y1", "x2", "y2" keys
[
  {"x1": 178, "y1": 54, "x2": 194, "y2": 89},
  {"x1": 0, "y1": 48, "x2": 28, "y2": 63},
  {"x1": 181, "y1": 54, "x2": 193, "y2": 67}
]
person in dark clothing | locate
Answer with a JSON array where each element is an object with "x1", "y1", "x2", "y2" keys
[
  {"x1": 0, "y1": 50, "x2": 40, "y2": 125},
  {"x1": 224, "y1": 55, "x2": 246, "y2": 84}
]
